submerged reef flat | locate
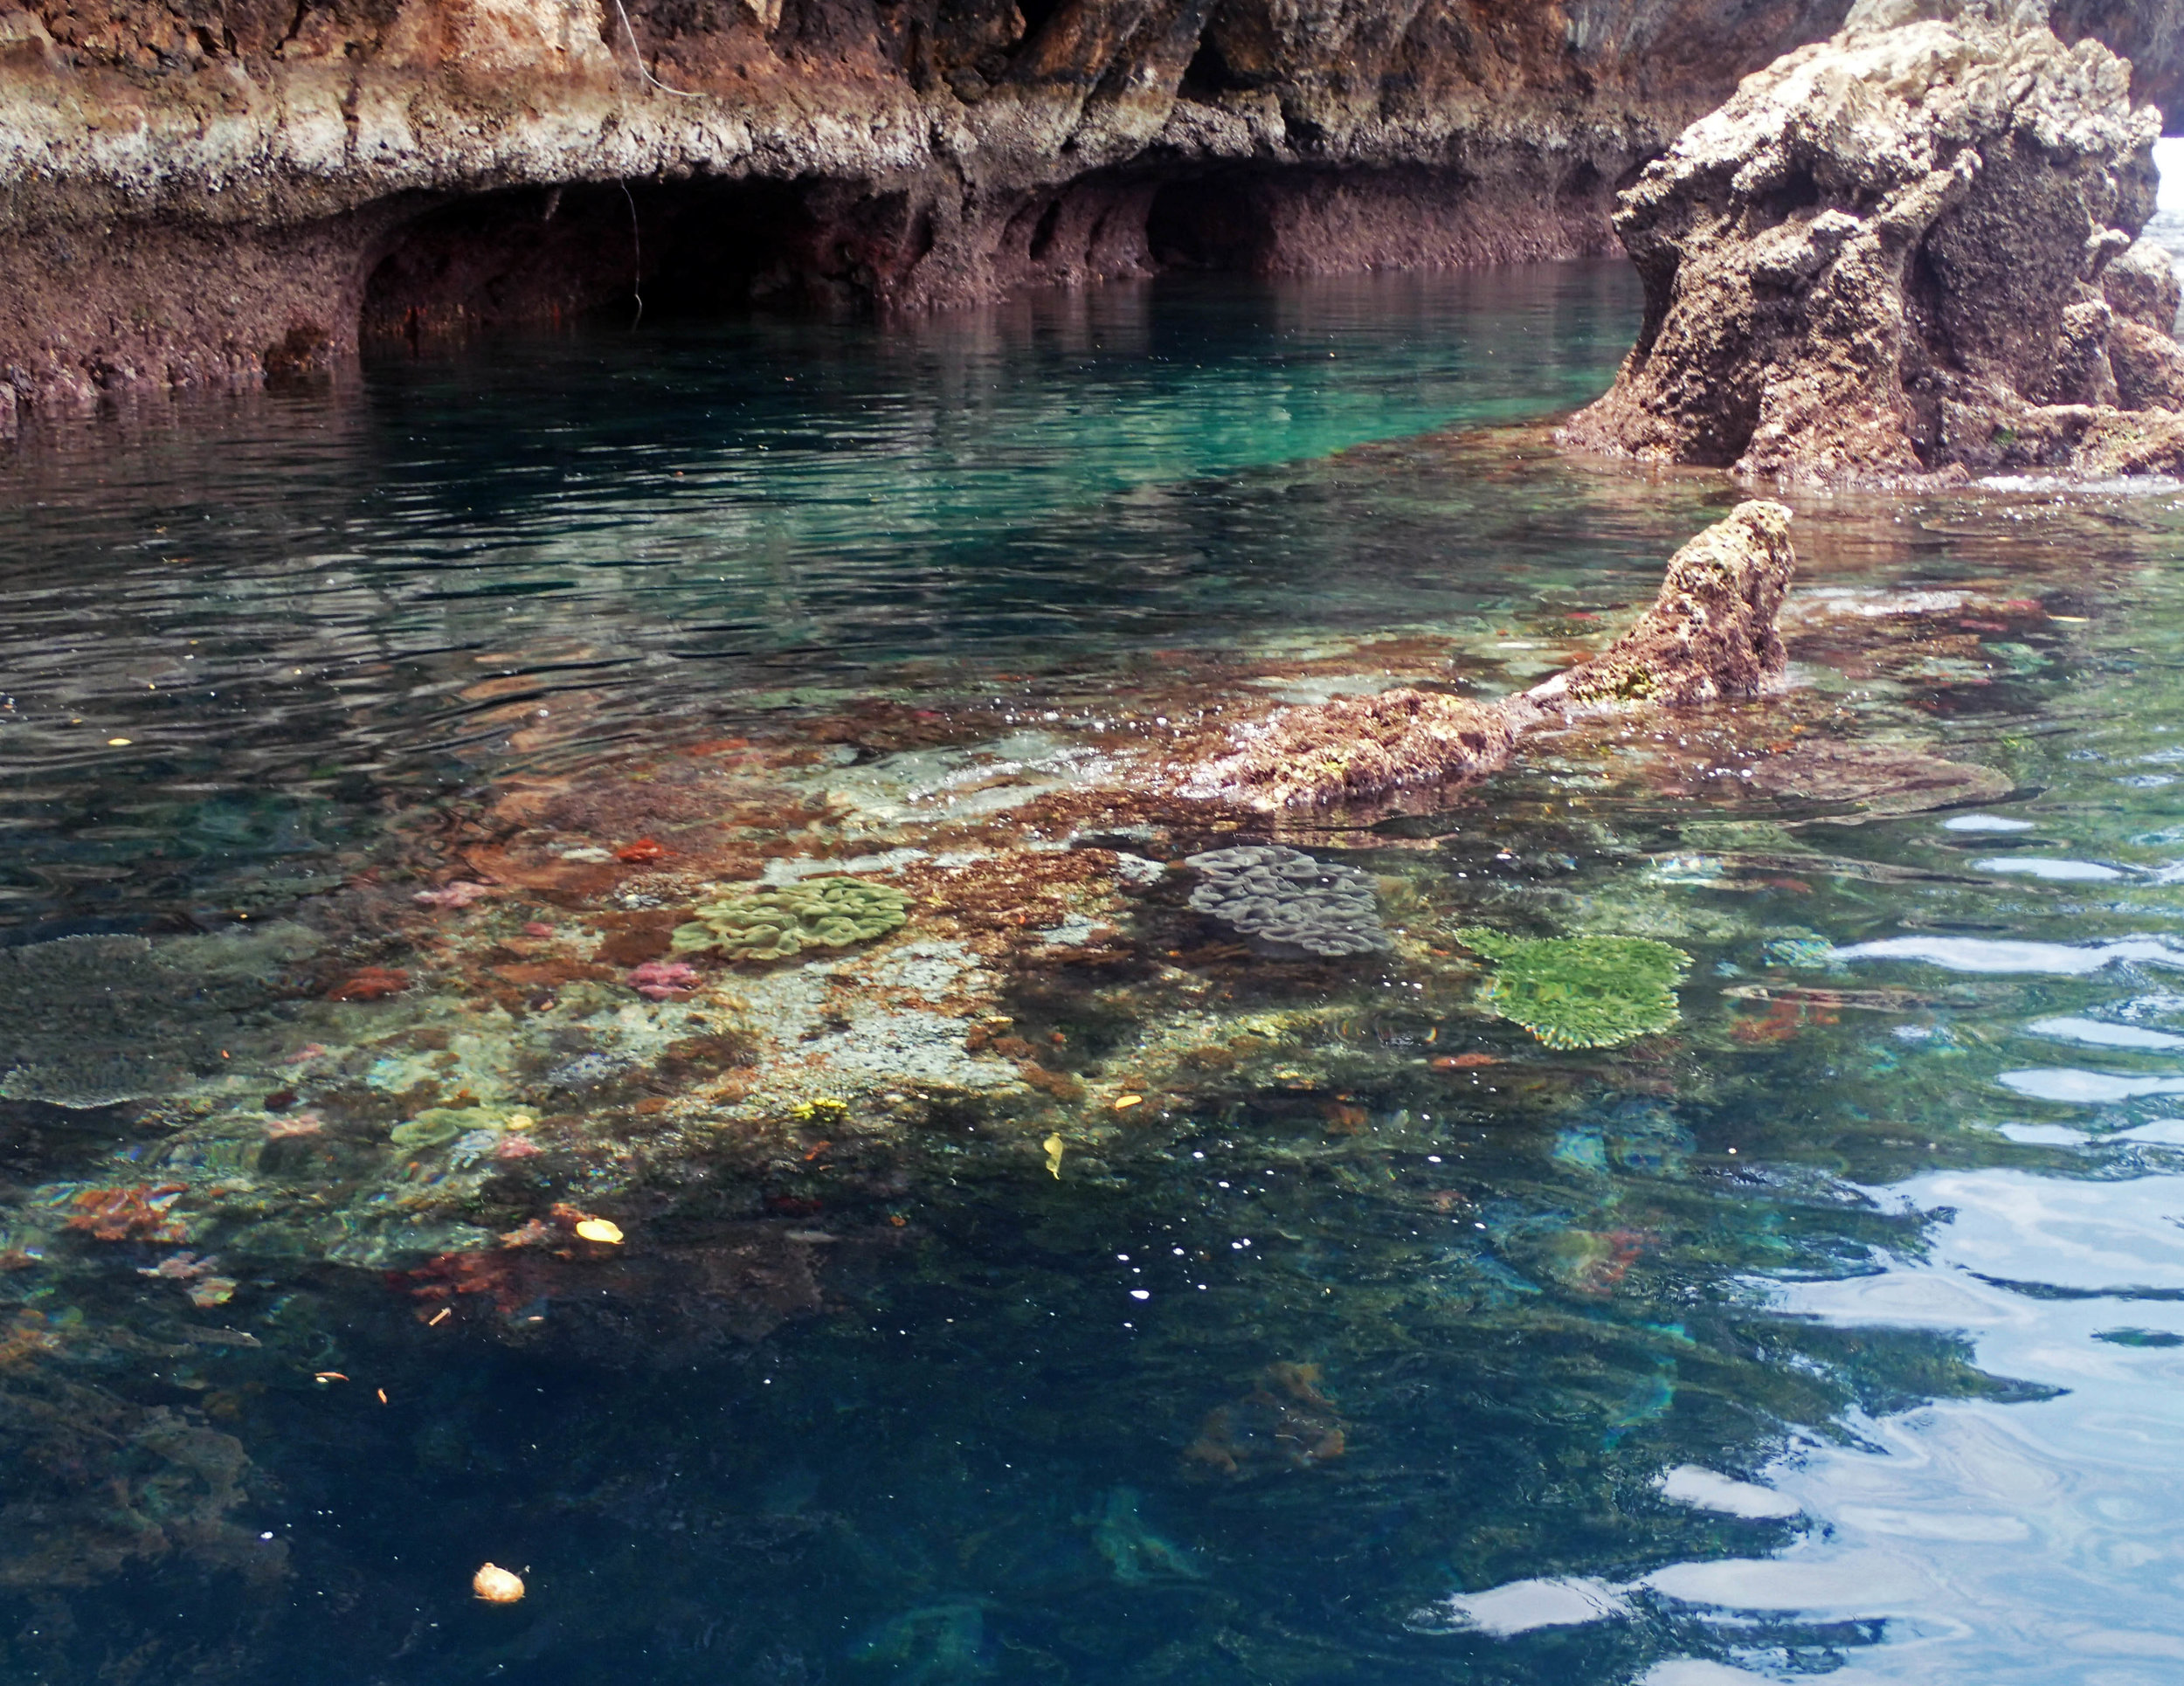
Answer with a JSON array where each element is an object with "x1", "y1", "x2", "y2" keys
[
  {"x1": 1190, "y1": 501, "x2": 1795, "y2": 811},
  {"x1": 3, "y1": 433, "x2": 2132, "y2": 1674}
]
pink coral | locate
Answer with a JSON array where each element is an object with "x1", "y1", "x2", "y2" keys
[
  {"x1": 413, "y1": 880, "x2": 495, "y2": 909},
  {"x1": 627, "y1": 960, "x2": 701, "y2": 1000}
]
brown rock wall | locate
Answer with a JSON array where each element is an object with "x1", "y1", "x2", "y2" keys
[
  {"x1": 0, "y1": 0, "x2": 2177, "y2": 424},
  {"x1": 1557, "y1": 1, "x2": 2184, "y2": 485}
]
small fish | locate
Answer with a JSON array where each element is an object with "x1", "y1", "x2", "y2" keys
[{"x1": 1044, "y1": 1134, "x2": 1065, "y2": 1178}]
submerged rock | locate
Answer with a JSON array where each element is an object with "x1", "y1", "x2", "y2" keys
[
  {"x1": 0, "y1": 927, "x2": 312, "y2": 1108},
  {"x1": 1559, "y1": 0, "x2": 2184, "y2": 484},
  {"x1": 1191, "y1": 501, "x2": 1795, "y2": 810}
]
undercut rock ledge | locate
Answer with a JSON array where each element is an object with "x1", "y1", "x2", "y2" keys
[{"x1": 4, "y1": 0, "x2": 2183, "y2": 430}]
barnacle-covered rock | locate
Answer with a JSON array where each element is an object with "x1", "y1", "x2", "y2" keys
[
  {"x1": 1185, "y1": 846, "x2": 1390, "y2": 957},
  {"x1": 1540, "y1": 500, "x2": 1795, "y2": 707},
  {"x1": 1190, "y1": 691, "x2": 1524, "y2": 814},
  {"x1": 670, "y1": 877, "x2": 911, "y2": 964},
  {"x1": 1190, "y1": 502, "x2": 1795, "y2": 811},
  {"x1": 1456, "y1": 928, "x2": 1690, "y2": 1050}
]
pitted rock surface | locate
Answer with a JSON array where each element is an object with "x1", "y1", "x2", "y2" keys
[{"x1": 1559, "y1": 0, "x2": 2184, "y2": 484}]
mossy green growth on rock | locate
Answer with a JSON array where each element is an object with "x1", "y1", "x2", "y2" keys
[
  {"x1": 390, "y1": 1106, "x2": 502, "y2": 1150},
  {"x1": 1455, "y1": 927, "x2": 1690, "y2": 1050},
  {"x1": 671, "y1": 876, "x2": 910, "y2": 963}
]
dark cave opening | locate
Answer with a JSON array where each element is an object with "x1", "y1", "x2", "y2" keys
[
  {"x1": 359, "y1": 177, "x2": 887, "y2": 346},
  {"x1": 1144, "y1": 177, "x2": 1272, "y2": 273}
]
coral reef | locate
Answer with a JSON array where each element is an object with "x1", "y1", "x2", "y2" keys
[
  {"x1": 1558, "y1": 0, "x2": 2184, "y2": 483},
  {"x1": 1184, "y1": 846, "x2": 1390, "y2": 957},
  {"x1": 0, "y1": 928, "x2": 309, "y2": 1108},
  {"x1": 1190, "y1": 501, "x2": 1795, "y2": 810},
  {"x1": 1455, "y1": 928, "x2": 1691, "y2": 1050},
  {"x1": 670, "y1": 878, "x2": 911, "y2": 963}
]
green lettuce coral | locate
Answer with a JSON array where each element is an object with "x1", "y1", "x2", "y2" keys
[
  {"x1": 671, "y1": 876, "x2": 910, "y2": 963},
  {"x1": 1455, "y1": 927, "x2": 1690, "y2": 1050}
]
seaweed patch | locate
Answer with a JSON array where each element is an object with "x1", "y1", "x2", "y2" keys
[{"x1": 1455, "y1": 927, "x2": 1690, "y2": 1050}]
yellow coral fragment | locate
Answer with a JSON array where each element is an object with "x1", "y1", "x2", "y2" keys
[{"x1": 1044, "y1": 1134, "x2": 1065, "y2": 1178}]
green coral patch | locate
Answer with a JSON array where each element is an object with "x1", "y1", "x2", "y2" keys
[
  {"x1": 671, "y1": 876, "x2": 911, "y2": 964},
  {"x1": 390, "y1": 1106, "x2": 502, "y2": 1150},
  {"x1": 1455, "y1": 927, "x2": 1690, "y2": 1050}
]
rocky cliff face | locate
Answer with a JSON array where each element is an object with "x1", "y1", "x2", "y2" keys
[
  {"x1": 0, "y1": 0, "x2": 1862, "y2": 425},
  {"x1": 6, "y1": 0, "x2": 2181, "y2": 432},
  {"x1": 1559, "y1": 0, "x2": 2184, "y2": 482}
]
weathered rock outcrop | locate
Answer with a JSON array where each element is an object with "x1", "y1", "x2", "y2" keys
[
  {"x1": 1559, "y1": 0, "x2": 2184, "y2": 483},
  {"x1": 3, "y1": 0, "x2": 2182, "y2": 431},
  {"x1": 1191, "y1": 499, "x2": 1794, "y2": 811}
]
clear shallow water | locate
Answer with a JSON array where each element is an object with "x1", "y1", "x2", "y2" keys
[{"x1": 5, "y1": 265, "x2": 2184, "y2": 1683}]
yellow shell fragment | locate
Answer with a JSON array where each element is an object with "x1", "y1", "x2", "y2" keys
[
  {"x1": 573, "y1": 1219, "x2": 624, "y2": 1244},
  {"x1": 473, "y1": 1563, "x2": 525, "y2": 1603},
  {"x1": 1043, "y1": 1134, "x2": 1065, "y2": 1178}
]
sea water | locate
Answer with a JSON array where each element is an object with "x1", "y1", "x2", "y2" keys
[{"x1": 3, "y1": 264, "x2": 2184, "y2": 1683}]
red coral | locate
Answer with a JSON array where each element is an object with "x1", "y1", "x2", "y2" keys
[
  {"x1": 328, "y1": 967, "x2": 411, "y2": 1002},
  {"x1": 65, "y1": 1185, "x2": 189, "y2": 1243}
]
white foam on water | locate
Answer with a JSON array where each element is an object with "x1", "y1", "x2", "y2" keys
[
  {"x1": 1836, "y1": 936, "x2": 2184, "y2": 975},
  {"x1": 1972, "y1": 858, "x2": 2126, "y2": 882},
  {"x1": 1942, "y1": 814, "x2": 2036, "y2": 833}
]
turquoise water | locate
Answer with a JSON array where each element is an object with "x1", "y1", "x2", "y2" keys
[{"x1": 3, "y1": 264, "x2": 2184, "y2": 1683}]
